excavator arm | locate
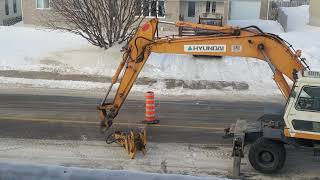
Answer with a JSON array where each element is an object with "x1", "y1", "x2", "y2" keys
[{"x1": 97, "y1": 18, "x2": 306, "y2": 131}]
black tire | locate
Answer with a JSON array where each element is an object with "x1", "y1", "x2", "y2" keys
[{"x1": 249, "y1": 137, "x2": 286, "y2": 174}]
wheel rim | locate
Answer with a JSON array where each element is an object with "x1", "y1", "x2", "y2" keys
[{"x1": 258, "y1": 151, "x2": 275, "y2": 167}]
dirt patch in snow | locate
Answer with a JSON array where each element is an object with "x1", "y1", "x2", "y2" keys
[
  {"x1": 0, "y1": 70, "x2": 249, "y2": 91},
  {"x1": 165, "y1": 79, "x2": 249, "y2": 90}
]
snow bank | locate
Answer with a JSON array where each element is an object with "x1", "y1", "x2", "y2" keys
[
  {"x1": 278, "y1": 5, "x2": 320, "y2": 70},
  {"x1": 0, "y1": 25, "x2": 277, "y2": 96},
  {"x1": 142, "y1": 54, "x2": 277, "y2": 94},
  {"x1": 281, "y1": 31, "x2": 320, "y2": 70},
  {"x1": 228, "y1": 19, "x2": 284, "y2": 33},
  {"x1": 0, "y1": 17, "x2": 319, "y2": 96},
  {"x1": 0, "y1": 162, "x2": 226, "y2": 180},
  {"x1": 0, "y1": 25, "x2": 91, "y2": 72},
  {"x1": 0, "y1": 76, "x2": 280, "y2": 97},
  {"x1": 281, "y1": 5, "x2": 310, "y2": 32}
]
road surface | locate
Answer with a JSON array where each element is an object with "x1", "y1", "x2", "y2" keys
[
  {"x1": 0, "y1": 93, "x2": 284, "y2": 144},
  {"x1": 1, "y1": 91, "x2": 319, "y2": 180}
]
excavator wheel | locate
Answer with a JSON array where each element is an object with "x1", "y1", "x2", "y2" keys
[{"x1": 249, "y1": 137, "x2": 286, "y2": 174}]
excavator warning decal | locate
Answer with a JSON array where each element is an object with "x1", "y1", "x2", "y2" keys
[
  {"x1": 184, "y1": 45, "x2": 226, "y2": 53},
  {"x1": 232, "y1": 45, "x2": 242, "y2": 53}
]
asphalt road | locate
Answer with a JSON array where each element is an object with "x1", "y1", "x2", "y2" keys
[
  {"x1": 2, "y1": 93, "x2": 320, "y2": 180},
  {"x1": 0, "y1": 93, "x2": 284, "y2": 145}
]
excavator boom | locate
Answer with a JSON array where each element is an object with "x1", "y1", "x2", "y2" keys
[
  {"x1": 98, "y1": 18, "x2": 306, "y2": 131},
  {"x1": 96, "y1": 18, "x2": 320, "y2": 174}
]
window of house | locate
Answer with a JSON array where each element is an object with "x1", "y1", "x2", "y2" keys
[
  {"x1": 188, "y1": 1, "x2": 195, "y2": 17},
  {"x1": 37, "y1": 0, "x2": 50, "y2": 9},
  {"x1": 212, "y1": 1, "x2": 216, "y2": 13},
  {"x1": 157, "y1": 0, "x2": 165, "y2": 17},
  {"x1": 206, "y1": 1, "x2": 210, "y2": 13},
  {"x1": 140, "y1": 0, "x2": 165, "y2": 17},
  {"x1": 5, "y1": 0, "x2": 9, "y2": 15},
  {"x1": 151, "y1": 0, "x2": 157, "y2": 17},
  {"x1": 135, "y1": 0, "x2": 142, "y2": 16},
  {"x1": 142, "y1": 0, "x2": 150, "y2": 16},
  {"x1": 13, "y1": 0, "x2": 17, "y2": 13},
  {"x1": 295, "y1": 86, "x2": 320, "y2": 112},
  {"x1": 206, "y1": 1, "x2": 217, "y2": 14}
]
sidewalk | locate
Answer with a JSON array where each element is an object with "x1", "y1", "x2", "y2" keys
[
  {"x1": 0, "y1": 138, "x2": 231, "y2": 178},
  {"x1": 0, "y1": 138, "x2": 319, "y2": 180}
]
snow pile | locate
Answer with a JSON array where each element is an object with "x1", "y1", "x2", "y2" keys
[
  {"x1": 0, "y1": 9, "x2": 319, "y2": 96},
  {"x1": 142, "y1": 54, "x2": 277, "y2": 94},
  {"x1": 281, "y1": 5, "x2": 310, "y2": 32},
  {"x1": 0, "y1": 25, "x2": 279, "y2": 95},
  {"x1": 278, "y1": 6, "x2": 320, "y2": 70},
  {"x1": 281, "y1": 31, "x2": 320, "y2": 70},
  {"x1": 228, "y1": 19, "x2": 284, "y2": 33},
  {"x1": 0, "y1": 25, "x2": 91, "y2": 72}
]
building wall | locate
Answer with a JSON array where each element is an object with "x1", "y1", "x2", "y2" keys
[
  {"x1": 133, "y1": 0, "x2": 181, "y2": 33},
  {"x1": 158, "y1": 0, "x2": 180, "y2": 31},
  {"x1": 22, "y1": 0, "x2": 230, "y2": 31},
  {"x1": 22, "y1": 0, "x2": 180, "y2": 31},
  {"x1": 260, "y1": 0, "x2": 269, "y2": 20},
  {"x1": 165, "y1": 0, "x2": 181, "y2": 22},
  {"x1": 224, "y1": 0, "x2": 229, "y2": 24},
  {"x1": 229, "y1": 0, "x2": 261, "y2": 20},
  {"x1": 180, "y1": 1, "x2": 226, "y2": 23},
  {"x1": 22, "y1": 0, "x2": 53, "y2": 25},
  {"x1": 0, "y1": 1, "x2": 4, "y2": 25},
  {"x1": 310, "y1": 0, "x2": 320, "y2": 26},
  {"x1": 0, "y1": 0, "x2": 22, "y2": 25}
]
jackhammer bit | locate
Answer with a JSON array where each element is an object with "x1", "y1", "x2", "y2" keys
[{"x1": 98, "y1": 110, "x2": 113, "y2": 133}]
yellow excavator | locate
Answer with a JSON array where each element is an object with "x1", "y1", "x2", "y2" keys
[{"x1": 97, "y1": 18, "x2": 320, "y2": 174}]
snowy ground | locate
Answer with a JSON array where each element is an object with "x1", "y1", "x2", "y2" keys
[
  {"x1": 0, "y1": 161, "x2": 226, "y2": 180},
  {"x1": 0, "y1": 138, "x2": 319, "y2": 180},
  {"x1": 0, "y1": 5, "x2": 319, "y2": 98}
]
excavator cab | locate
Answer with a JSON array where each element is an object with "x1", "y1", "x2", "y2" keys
[{"x1": 284, "y1": 71, "x2": 320, "y2": 137}]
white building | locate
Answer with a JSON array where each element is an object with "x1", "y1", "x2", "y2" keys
[
  {"x1": 310, "y1": 0, "x2": 320, "y2": 26},
  {"x1": 229, "y1": 0, "x2": 265, "y2": 20}
]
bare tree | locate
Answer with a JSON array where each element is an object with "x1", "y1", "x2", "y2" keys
[{"x1": 43, "y1": 0, "x2": 148, "y2": 49}]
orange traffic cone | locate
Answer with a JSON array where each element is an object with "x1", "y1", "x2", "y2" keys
[{"x1": 143, "y1": 91, "x2": 159, "y2": 124}]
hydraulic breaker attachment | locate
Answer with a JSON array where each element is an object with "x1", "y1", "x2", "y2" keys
[
  {"x1": 314, "y1": 143, "x2": 320, "y2": 161},
  {"x1": 106, "y1": 128, "x2": 147, "y2": 159},
  {"x1": 231, "y1": 120, "x2": 247, "y2": 179},
  {"x1": 98, "y1": 109, "x2": 115, "y2": 133},
  {"x1": 227, "y1": 119, "x2": 265, "y2": 177}
]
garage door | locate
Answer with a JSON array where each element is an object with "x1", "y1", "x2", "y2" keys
[{"x1": 230, "y1": 0, "x2": 261, "y2": 20}]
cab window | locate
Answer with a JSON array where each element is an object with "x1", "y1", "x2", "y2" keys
[
  {"x1": 292, "y1": 119, "x2": 320, "y2": 133},
  {"x1": 295, "y1": 86, "x2": 320, "y2": 112}
]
